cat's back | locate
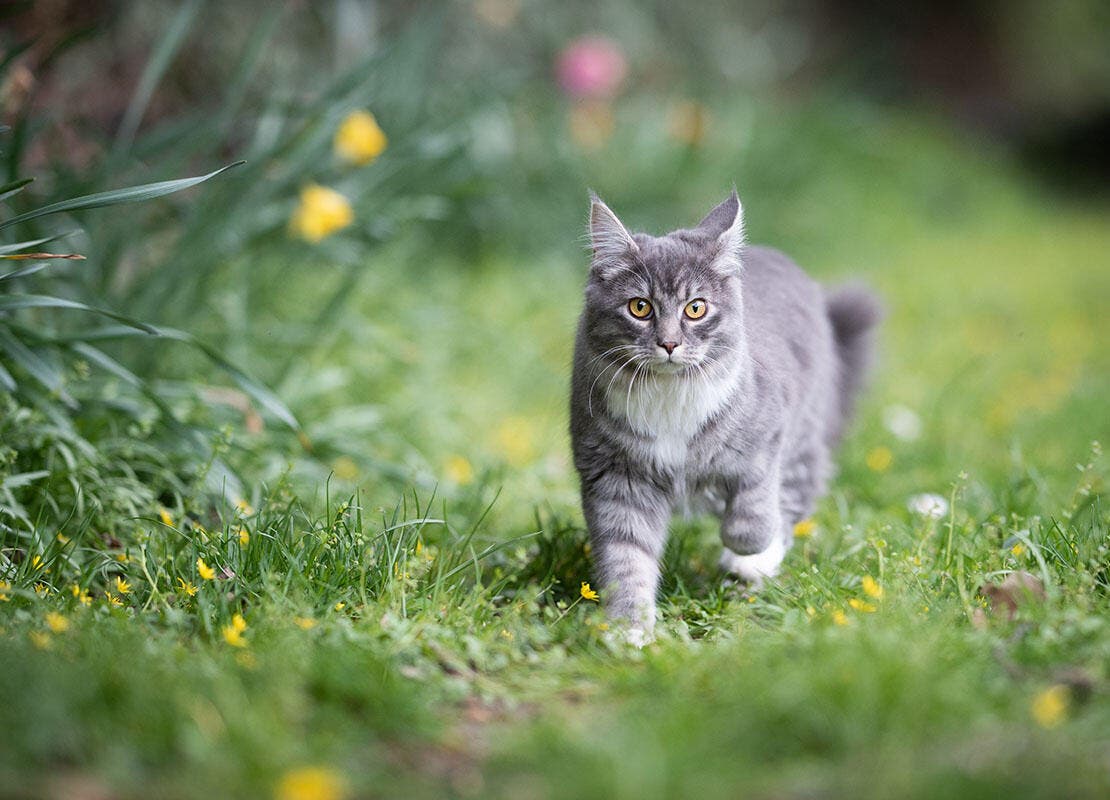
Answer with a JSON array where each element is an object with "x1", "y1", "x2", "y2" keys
[{"x1": 738, "y1": 244, "x2": 836, "y2": 400}]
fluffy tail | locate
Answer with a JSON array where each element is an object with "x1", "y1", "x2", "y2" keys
[{"x1": 826, "y1": 286, "x2": 882, "y2": 441}]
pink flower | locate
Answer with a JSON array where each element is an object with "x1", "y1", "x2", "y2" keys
[{"x1": 556, "y1": 36, "x2": 627, "y2": 99}]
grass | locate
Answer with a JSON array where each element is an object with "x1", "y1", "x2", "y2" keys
[{"x1": 1, "y1": 104, "x2": 1109, "y2": 799}]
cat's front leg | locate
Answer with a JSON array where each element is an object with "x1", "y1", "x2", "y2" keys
[
  {"x1": 582, "y1": 468, "x2": 672, "y2": 646},
  {"x1": 719, "y1": 457, "x2": 787, "y2": 588}
]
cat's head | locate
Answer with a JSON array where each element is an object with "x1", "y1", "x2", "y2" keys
[{"x1": 582, "y1": 191, "x2": 746, "y2": 376}]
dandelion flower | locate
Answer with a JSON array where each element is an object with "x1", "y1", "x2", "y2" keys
[
  {"x1": 831, "y1": 609, "x2": 850, "y2": 626},
  {"x1": 33, "y1": 582, "x2": 50, "y2": 597},
  {"x1": 493, "y1": 416, "x2": 537, "y2": 466},
  {"x1": 443, "y1": 454, "x2": 475, "y2": 485},
  {"x1": 1031, "y1": 684, "x2": 1069, "y2": 728},
  {"x1": 334, "y1": 110, "x2": 388, "y2": 166},
  {"x1": 222, "y1": 624, "x2": 246, "y2": 648},
  {"x1": 238, "y1": 528, "x2": 250, "y2": 547},
  {"x1": 865, "y1": 446, "x2": 893, "y2": 472},
  {"x1": 176, "y1": 577, "x2": 198, "y2": 597},
  {"x1": 334, "y1": 602, "x2": 346, "y2": 612},
  {"x1": 45, "y1": 612, "x2": 69, "y2": 633},
  {"x1": 231, "y1": 614, "x2": 248, "y2": 633},
  {"x1": 882, "y1": 404, "x2": 922, "y2": 441},
  {"x1": 908, "y1": 493, "x2": 948, "y2": 518},
  {"x1": 793, "y1": 519, "x2": 816, "y2": 538},
  {"x1": 0, "y1": 581, "x2": 10, "y2": 602},
  {"x1": 159, "y1": 507, "x2": 174, "y2": 527},
  {"x1": 294, "y1": 616, "x2": 317, "y2": 631},
  {"x1": 275, "y1": 766, "x2": 347, "y2": 800},
  {"x1": 29, "y1": 631, "x2": 51, "y2": 650},
  {"x1": 580, "y1": 582, "x2": 599, "y2": 601},
  {"x1": 197, "y1": 558, "x2": 216, "y2": 581},
  {"x1": 331, "y1": 455, "x2": 359, "y2": 481},
  {"x1": 30, "y1": 554, "x2": 45, "y2": 571},
  {"x1": 861, "y1": 575, "x2": 883, "y2": 599},
  {"x1": 70, "y1": 584, "x2": 91, "y2": 606},
  {"x1": 1011, "y1": 543, "x2": 1027, "y2": 557},
  {"x1": 289, "y1": 184, "x2": 353, "y2": 243},
  {"x1": 848, "y1": 598, "x2": 877, "y2": 613},
  {"x1": 105, "y1": 593, "x2": 123, "y2": 607},
  {"x1": 114, "y1": 577, "x2": 131, "y2": 595},
  {"x1": 235, "y1": 498, "x2": 254, "y2": 516}
]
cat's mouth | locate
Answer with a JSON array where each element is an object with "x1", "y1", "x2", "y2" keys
[{"x1": 647, "y1": 357, "x2": 695, "y2": 375}]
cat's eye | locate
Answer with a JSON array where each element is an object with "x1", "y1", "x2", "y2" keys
[
  {"x1": 628, "y1": 298, "x2": 653, "y2": 319},
  {"x1": 684, "y1": 299, "x2": 708, "y2": 319}
]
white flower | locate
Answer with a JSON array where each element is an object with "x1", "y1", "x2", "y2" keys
[
  {"x1": 908, "y1": 493, "x2": 948, "y2": 518},
  {"x1": 883, "y1": 404, "x2": 922, "y2": 441}
]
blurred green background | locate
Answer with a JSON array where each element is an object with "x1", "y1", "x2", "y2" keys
[{"x1": 1, "y1": 2, "x2": 1108, "y2": 798}]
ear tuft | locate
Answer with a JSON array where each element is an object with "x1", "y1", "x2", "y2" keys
[
  {"x1": 699, "y1": 189, "x2": 745, "y2": 274},
  {"x1": 588, "y1": 193, "x2": 639, "y2": 273}
]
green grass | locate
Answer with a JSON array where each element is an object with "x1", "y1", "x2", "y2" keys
[{"x1": 2, "y1": 107, "x2": 1109, "y2": 799}]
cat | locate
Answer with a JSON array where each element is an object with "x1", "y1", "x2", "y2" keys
[{"x1": 569, "y1": 190, "x2": 880, "y2": 645}]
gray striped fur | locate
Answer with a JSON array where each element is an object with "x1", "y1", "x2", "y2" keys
[{"x1": 570, "y1": 191, "x2": 879, "y2": 643}]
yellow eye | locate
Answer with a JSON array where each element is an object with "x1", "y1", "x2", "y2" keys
[
  {"x1": 628, "y1": 298, "x2": 653, "y2": 319},
  {"x1": 684, "y1": 298, "x2": 708, "y2": 319}
]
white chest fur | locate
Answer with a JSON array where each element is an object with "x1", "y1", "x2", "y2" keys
[{"x1": 606, "y1": 369, "x2": 737, "y2": 469}]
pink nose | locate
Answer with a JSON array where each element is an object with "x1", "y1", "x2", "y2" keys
[{"x1": 659, "y1": 341, "x2": 679, "y2": 355}]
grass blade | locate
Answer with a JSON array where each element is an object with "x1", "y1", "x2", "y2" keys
[{"x1": 0, "y1": 162, "x2": 244, "y2": 231}]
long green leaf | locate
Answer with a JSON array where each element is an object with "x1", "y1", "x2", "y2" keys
[
  {"x1": 0, "y1": 235, "x2": 64, "y2": 255},
  {"x1": 0, "y1": 358, "x2": 14, "y2": 390},
  {"x1": 0, "y1": 325, "x2": 74, "y2": 406},
  {"x1": 0, "y1": 162, "x2": 244, "y2": 231},
  {"x1": 21, "y1": 322, "x2": 302, "y2": 434},
  {"x1": 110, "y1": 0, "x2": 202, "y2": 162},
  {"x1": 0, "y1": 178, "x2": 33, "y2": 203},
  {"x1": 0, "y1": 295, "x2": 158, "y2": 333}
]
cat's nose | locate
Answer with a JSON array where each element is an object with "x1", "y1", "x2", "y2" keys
[{"x1": 658, "y1": 340, "x2": 679, "y2": 355}]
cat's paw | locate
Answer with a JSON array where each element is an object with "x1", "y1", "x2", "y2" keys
[{"x1": 719, "y1": 538, "x2": 786, "y2": 589}]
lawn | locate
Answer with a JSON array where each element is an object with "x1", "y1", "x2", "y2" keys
[{"x1": 1, "y1": 42, "x2": 1109, "y2": 800}]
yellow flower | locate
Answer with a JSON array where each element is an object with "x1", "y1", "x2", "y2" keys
[
  {"x1": 33, "y1": 582, "x2": 50, "y2": 596},
  {"x1": 580, "y1": 582, "x2": 599, "y2": 602},
  {"x1": 30, "y1": 554, "x2": 45, "y2": 571},
  {"x1": 331, "y1": 455, "x2": 359, "y2": 481},
  {"x1": 197, "y1": 557, "x2": 216, "y2": 581},
  {"x1": 861, "y1": 575, "x2": 883, "y2": 599},
  {"x1": 443, "y1": 454, "x2": 475, "y2": 485},
  {"x1": 114, "y1": 577, "x2": 132, "y2": 595},
  {"x1": 56, "y1": 533, "x2": 70, "y2": 544},
  {"x1": 0, "y1": 581, "x2": 10, "y2": 602},
  {"x1": 865, "y1": 445, "x2": 893, "y2": 472},
  {"x1": 29, "y1": 631, "x2": 51, "y2": 650},
  {"x1": 1011, "y1": 543, "x2": 1027, "y2": 557},
  {"x1": 235, "y1": 498, "x2": 254, "y2": 516},
  {"x1": 276, "y1": 766, "x2": 347, "y2": 800},
  {"x1": 333, "y1": 602, "x2": 346, "y2": 612},
  {"x1": 334, "y1": 110, "x2": 388, "y2": 166},
  {"x1": 289, "y1": 184, "x2": 353, "y2": 243},
  {"x1": 70, "y1": 584, "x2": 91, "y2": 606},
  {"x1": 831, "y1": 609, "x2": 850, "y2": 626},
  {"x1": 848, "y1": 598, "x2": 877, "y2": 613},
  {"x1": 294, "y1": 616, "x2": 317, "y2": 631},
  {"x1": 116, "y1": 553, "x2": 129, "y2": 563},
  {"x1": 231, "y1": 613, "x2": 248, "y2": 633},
  {"x1": 1031, "y1": 684, "x2": 1069, "y2": 728},
  {"x1": 238, "y1": 528, "x2": 250, "y2": 547},
  {"x1": 222, "y1": 624, "x2": 246, "y2": 648},
  {"x1": 159, "y1": 507, "x2": 174, "y2": 527},
  {"x1": 45, "y1": 612, "x2": 69, "y2": 633},
  {"x1": 793, "y1": 519, "x2": 816, "y2": 538},
  {"x1": 176, "y1": 577, "x2": 198, "y2": 597},
  {"x1": 105, "y1": 593, "x2": 123, "y2": 608},
  {"x1": 493, "y1": 416, "x2": 537, "y2": 466}
]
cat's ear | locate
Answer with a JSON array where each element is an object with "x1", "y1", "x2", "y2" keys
[
  {"x1": 697, "y1": 189, "x2": 745, "y2": 274},
  {"x1": 589, "y1": 192, "x2": 639, "y2": 276}
]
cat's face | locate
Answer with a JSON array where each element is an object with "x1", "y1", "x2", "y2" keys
[{"x1": 583, "y1": 192, "x2": 746, "y2": 377}]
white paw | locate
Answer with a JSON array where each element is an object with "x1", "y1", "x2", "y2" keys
[
  {"x1": 623, "y1": 625, "x2": 654, "y2": 648},
  {"x1": 720, "y1": 537, "x2": 786, "y2": 589}
]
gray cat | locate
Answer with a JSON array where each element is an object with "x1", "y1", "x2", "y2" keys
[{"x1": 569, "y1": 190, "x2": 880, "y2": 644}]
